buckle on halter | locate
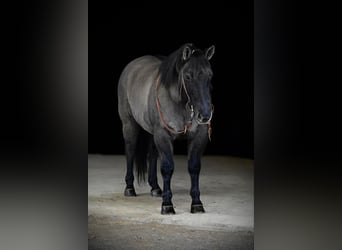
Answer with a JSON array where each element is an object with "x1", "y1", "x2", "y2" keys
[{"x1": 186, "y1": 103, "x2": 194, "y2": 120}]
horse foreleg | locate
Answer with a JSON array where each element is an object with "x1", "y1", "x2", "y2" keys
[
  {"x1": 154, "y1": 131, "x2": 175, "y2": 214},
  {"x1": 188, "y1": 155, "x2": 205, "y2": 213},
  {"x1": 188, "y1": 129, "x2": 208, "y2": 213}
]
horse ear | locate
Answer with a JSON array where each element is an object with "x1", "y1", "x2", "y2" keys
[
  {"x1": 205, "y1": 45, "x2": 215, "y2": 60},
  {"x1": 182, "y1": 45, "x2": 192, "y2": 61}
]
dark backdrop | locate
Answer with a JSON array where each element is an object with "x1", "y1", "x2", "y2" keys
[{"x1": 89, "y1": 4, "x2": 253, "y2": 158}]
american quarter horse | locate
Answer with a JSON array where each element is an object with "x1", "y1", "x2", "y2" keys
[{"x1": 118, "y1": 43, "x2": 215, "y2": 214}]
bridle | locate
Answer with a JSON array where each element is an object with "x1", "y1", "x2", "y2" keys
[{"x1": 155, "y1": 73, "x2": 213, "y2": 140}]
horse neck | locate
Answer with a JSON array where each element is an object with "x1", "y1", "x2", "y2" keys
[
  {"x1": 168, "y1": 81, "x2": 182, "y2": 104},
  {"x1": 157, "y1": 81, "x2": 188, "y2": 118}
]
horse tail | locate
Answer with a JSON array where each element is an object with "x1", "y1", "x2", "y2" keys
[{"x1": 134, "y1": 129, "x2": 150, "y2": 184}]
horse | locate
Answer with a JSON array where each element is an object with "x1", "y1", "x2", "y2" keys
[{"x1": 118, "y1": 43, "x2": 215, "y2": 214}]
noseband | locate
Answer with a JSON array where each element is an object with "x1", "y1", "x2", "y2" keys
[{"x1": 155, "y1": 74, "x2": 213, "y2": 140}]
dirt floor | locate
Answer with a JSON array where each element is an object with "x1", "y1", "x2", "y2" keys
[{"x1": 88, "y1": 155, "x2": 254, "y2": 250}]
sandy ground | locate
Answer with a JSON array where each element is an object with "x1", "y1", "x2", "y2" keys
[{"x1": 88, "y1": 155, "x2": 254, "y2": 250}]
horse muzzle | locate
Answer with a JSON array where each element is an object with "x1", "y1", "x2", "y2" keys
[{"x1": 196, "y1": 110, "x2": 213, "y2": 124}]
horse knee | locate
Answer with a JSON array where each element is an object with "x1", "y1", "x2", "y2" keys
[
  {"x1": 159, "y1": 157, "x2": 174, "y2": 174},
  {"x1": 161, "y1": 164, "x2": 174, "y2": 177},
  {"x1": 188, "y1": 158, "x2": 201, "y2": 174}
]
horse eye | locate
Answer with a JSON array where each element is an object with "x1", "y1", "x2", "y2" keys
[{"x1": 184, "y1": 73, "x2": 192, "y2": 81}]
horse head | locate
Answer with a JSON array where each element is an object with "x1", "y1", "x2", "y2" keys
[{"x1": 178, "y1": 43, "x2": 215, "y2": 124}]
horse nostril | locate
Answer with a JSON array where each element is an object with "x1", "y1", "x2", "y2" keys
[{"x1": 198, "y1": 113, "x2": 209, "y2": 123}]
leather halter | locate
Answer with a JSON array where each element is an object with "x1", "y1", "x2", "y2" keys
[{"x1": 155, "y1": 74, "x2": 213, "y2": 140}]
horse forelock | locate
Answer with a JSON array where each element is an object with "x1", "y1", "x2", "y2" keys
[{"x1": 158, "y1": 44, "x2": 210, "y2": 88}]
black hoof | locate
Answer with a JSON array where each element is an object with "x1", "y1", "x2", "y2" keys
[
  {"x1": 124, "y1": 187, "x2": 136, "y2": 197},
  {"x1": 161, "y1": 204, "x2": 175, "y2": 215},
  {"x1": 150, "y1": 188, "x2": 162, "y2": 197},
  {"x1": 191, "y1": 204, "x2": 205, "y2": 213}
]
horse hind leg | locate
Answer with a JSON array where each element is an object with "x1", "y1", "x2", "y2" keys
[
  {"x1": 148, "y1": 137, "x2": 162, "y2": 197},
  {"x1": 122, "y1": 119, "x2": 140, "y2": 197}
]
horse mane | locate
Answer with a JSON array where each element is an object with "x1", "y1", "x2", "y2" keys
[{"x1": 158, "y1": 43, "x2": 195, "y2": 88}]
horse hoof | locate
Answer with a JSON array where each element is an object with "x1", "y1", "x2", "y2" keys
[
  {"x1": 151, "y1": 188, "x2": 162, "y2": 197},
  {"x1": 161, "y1": 204, "x2": 175, "y2": 215},
  {"x1": 191, "y1": 204, "x2": 205, "y2": 213},
  {"x1": 124, "y1": 187, "x2": 136, "y2": 197}
]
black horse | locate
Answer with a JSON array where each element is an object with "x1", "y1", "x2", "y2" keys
[{"x1": 118, "y1": 43, "x2": 215, "y2": 214}]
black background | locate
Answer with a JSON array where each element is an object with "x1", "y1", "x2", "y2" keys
[
  {"x1": 89, "y1": 4, "x2": 253, "y2": 158},
  {"x1": 1, "y1": 1, "x2": 342, "y2": 250}
]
